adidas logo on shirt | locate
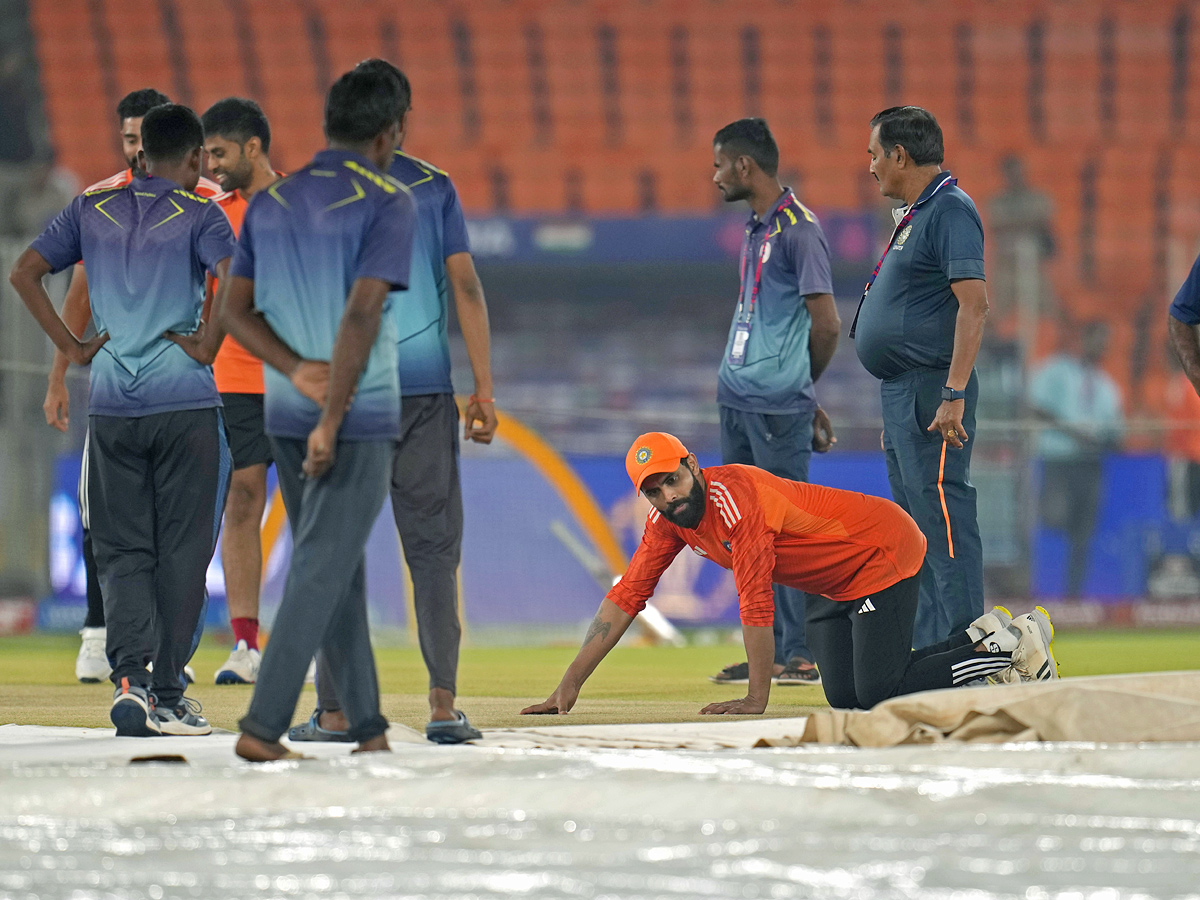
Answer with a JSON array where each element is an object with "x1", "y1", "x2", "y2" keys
[{"x1": 858, "y1": 598, "x2": 876, "y2": 614}]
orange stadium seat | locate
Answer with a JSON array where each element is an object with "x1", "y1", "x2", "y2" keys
[
  {"x1": 18, "y1": 0, "x2": 1185, "y2": 269},
  {"x1": 24, "y1": 0, "x2": 1193, "y2": 401}
]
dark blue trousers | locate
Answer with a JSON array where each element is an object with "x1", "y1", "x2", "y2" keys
[
  {"x1": 87, "y1": 408, "x2": 230, "y2": 707},
  {"x1": 719, "y1": 405, "x2": 814, "y2": 666},
  {"x1": 316, "y1": 393, "x2": 464, "y2": 710},
  {"x1": 880, "y1": 367, "x2": 985, "y2": 649}
]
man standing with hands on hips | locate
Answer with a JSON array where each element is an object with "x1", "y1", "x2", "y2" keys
[
  {"x1": 707, "y1": 118, "x2": 841, "y2": 687},
  {"x1": 851, "y1": 106, "x2": 989, "y2": 649}
]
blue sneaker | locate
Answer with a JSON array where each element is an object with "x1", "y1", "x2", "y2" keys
[{"x1": 111, "y1": 678, "x2": 160, "y2": 737}]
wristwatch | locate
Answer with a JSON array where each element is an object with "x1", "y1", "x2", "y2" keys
[{"x1": 941, "y1": 386, "x2": 966, "y2": 401}]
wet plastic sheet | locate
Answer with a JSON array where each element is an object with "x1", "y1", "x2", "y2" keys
[{"x1": 2, "y1": 724, "x2": 1199, "y2": 899}]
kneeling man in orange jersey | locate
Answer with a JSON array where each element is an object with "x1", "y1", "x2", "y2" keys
[{"x1": 523, "y1": 432, "x2": 1057, "y2": 715}]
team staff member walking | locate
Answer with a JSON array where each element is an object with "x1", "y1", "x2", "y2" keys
[
  {"x1": 851, "y1": 106, "x2": 989, "y2": 648},
  {"x1": 223, "y1": 68, "x2": 417, "y2": 761},
  {"x1": 522, "y1": 433, "x2": 1055, "y2": 717},
  {"x1": 291, "y1": 59, "x2": 497, "y2": 746},
  {"x1": 11, "y1": 104, "x2": 236, "y2": 736},
  {"x1": 708, "y1": 118, "x2": 841, "y2": 687},
  {"x1": 200, "y1": 97, "x2": 284, "y2": 684}
]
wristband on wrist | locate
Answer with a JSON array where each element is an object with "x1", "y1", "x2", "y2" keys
[{"x1": 470, "y1": 394, "x2": 495, "y2": 404}]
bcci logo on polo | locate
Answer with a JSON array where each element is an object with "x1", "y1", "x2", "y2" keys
[
  {"x1": 635, "y1": 447, "x2": 652, "y2": 465},
  {"x1": 894, "y1": 224, "x2": 912, "y2": 248}
]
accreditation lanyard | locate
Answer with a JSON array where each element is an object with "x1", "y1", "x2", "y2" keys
[
  {"x1": 847, "y1": 174, "x2": 957, "y2": 338},
  {"x1": 729, "y1": 192, "x2": 795, "y2": 364}
]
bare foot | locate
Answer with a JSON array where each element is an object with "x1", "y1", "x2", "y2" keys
[
  {"x1": 319, "y1": 709, "x2": 349, "y2": 732},
  {"x1": 235, "y1": 733, "x2": 301, "y2": 761},
  {"x1": 430, "y1": 687, "x2": 458, "y2": 723},
  {"x1": 352, "y1": 734, "x2": 391, "y2": 754}
]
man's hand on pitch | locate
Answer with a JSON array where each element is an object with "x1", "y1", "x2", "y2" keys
[
  {"x1": 520, "y1": 683, "x2": 578, "y2": 715},
  {"x1": 812, "y1": 406, "x2": 837, "y2": 453},
  {"x1": 290, "y1": 360, "x2": 330, "y2": 407},
  {"x1": 700, "y1": 696, "x2": 767, "y2": 715},
  {"x1": 43, "y1": 378, "x2": 70, "y2": 432}
]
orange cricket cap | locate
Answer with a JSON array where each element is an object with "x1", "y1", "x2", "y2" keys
[{"x1": 626, "y1": 432, "x2": 690, "y2": 492}]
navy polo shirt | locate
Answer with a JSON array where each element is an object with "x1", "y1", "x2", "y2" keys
[
  {"x1": 853, "y1": 171, "x2": 986, "y2": 381},
  {"x1": 717, "y1": 190, "x2": 834, "y2": 414},
  {"x1": 1169, "y1": 251, "x2": 1200, "y2": 325}
]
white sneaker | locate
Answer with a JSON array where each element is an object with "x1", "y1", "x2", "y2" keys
[
  {"x1": 966, "y1": 606, "x2": 1014, "y2": 642},
  {"x1": 1010, "y1": 608, "x2": 1059, "y2": 682},
  {"x1": 214, "y1": 640, "x2": 261, "y2": 684},
  {"x1": 76, "y1": 627, "x2": 112, "y2": 683},
  {"x1": 154, "y1": 696, "x2": 211, "y2": 735}
]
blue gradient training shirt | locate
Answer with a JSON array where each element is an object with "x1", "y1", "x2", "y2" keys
[
  {"x1": 717, "y1": 190, "x2": 834, "y2": 415},
  {"x1": 230, "y1": 148, "x2": 416, "y2": 441},
  {"x1": 31, "y1": 175, "x2": 235, "y2": 417},
  {"x1": 387, "y1": 150, "x2": 471, "y2": 397}
]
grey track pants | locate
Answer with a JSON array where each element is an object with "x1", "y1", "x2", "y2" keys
[
  {"x1": 239, "y1": 437, "x2": 393, "y2": 744},
  {"x1": 316, "y1": 393, "x2": 464, "y2": 710}
]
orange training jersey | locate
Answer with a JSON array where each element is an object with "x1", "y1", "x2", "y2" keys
[
  {"x1": 607, "y1": 464, "x2": 927, "y2": 627},
  {"x1": 84, "y1": 169, "x2": 225, "y2": 197},
  {"x1": 212, "y1": 188, "x2": 264, "y2": 394}
]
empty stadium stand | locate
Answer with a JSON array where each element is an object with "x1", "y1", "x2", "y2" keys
[{"x1": 25, "y1": 0, "x2": 1199, "y2": 406}]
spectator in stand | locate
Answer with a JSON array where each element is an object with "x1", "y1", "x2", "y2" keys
[
  {"x1": 1027, "y1": 322, "x2": 1124, "y2": 598},
  {"x1": 988, "y1": 154, "x2": 1055, "y2": 317},
  {"x1": 11, "y1": 149, "x2": 78, "y2": 238}
]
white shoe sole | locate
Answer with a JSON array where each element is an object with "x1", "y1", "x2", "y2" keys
[
  {"x1": 77, "y1": 666, "x2": 112, "y2": 684},
  {"x1": 156, "y1": 718, "x2": 212, "y2": 736}
]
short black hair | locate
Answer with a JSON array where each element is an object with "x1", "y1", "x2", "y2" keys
[
  {"x1": 869, "y1": 106, "x2": 944, "y2": 166},
  {"x1": 352, "y1": 58, "x2": 412, "y2": 114},
  {"x1": 117, "y1": 88, "x2": 171, "y2": 122},
  {"x1": 324, "y1": 68, "x2": 406, "y2": 144},
  {"x1": 201, "y1": 97, "x2": 271, "y2": 153},
  {"x1": 712, "y1": 118, "x2": 780, "y2": 177},
  {"x1": 141, "y1": 103, "x2": 204, "y2": 163}
]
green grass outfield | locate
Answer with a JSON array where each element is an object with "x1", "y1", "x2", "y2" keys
[{"x1": 1, "y1": 630, "x2": 1197, "y2": 734}]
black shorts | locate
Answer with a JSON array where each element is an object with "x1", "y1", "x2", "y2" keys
[{"x1": 221, "y1": 393, "x2": 273, "y2": 470}]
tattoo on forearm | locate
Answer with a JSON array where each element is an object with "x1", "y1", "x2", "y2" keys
[{"x1": 583, "y1": 615, "x2": 611, "y2": 647}]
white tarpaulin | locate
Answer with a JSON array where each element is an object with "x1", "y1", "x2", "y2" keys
[{"x1": 3, "y1": 675, "x2": 1200, "y2": 898}]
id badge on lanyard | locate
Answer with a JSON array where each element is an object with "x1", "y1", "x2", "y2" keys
[
  {"x1": 729, "y1": 322, "x2": 751, "y2": 364},
  {"x1": 729, "y1": 223, "x2": 776, "y2": 366}
]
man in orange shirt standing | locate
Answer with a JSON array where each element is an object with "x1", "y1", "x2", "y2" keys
[
  {"x1": 523, "y1": 433, "x2": 1057, "y2": 715},
  {"x1": 200, "y1": 98, "x2": 283, "y2": 684}
]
